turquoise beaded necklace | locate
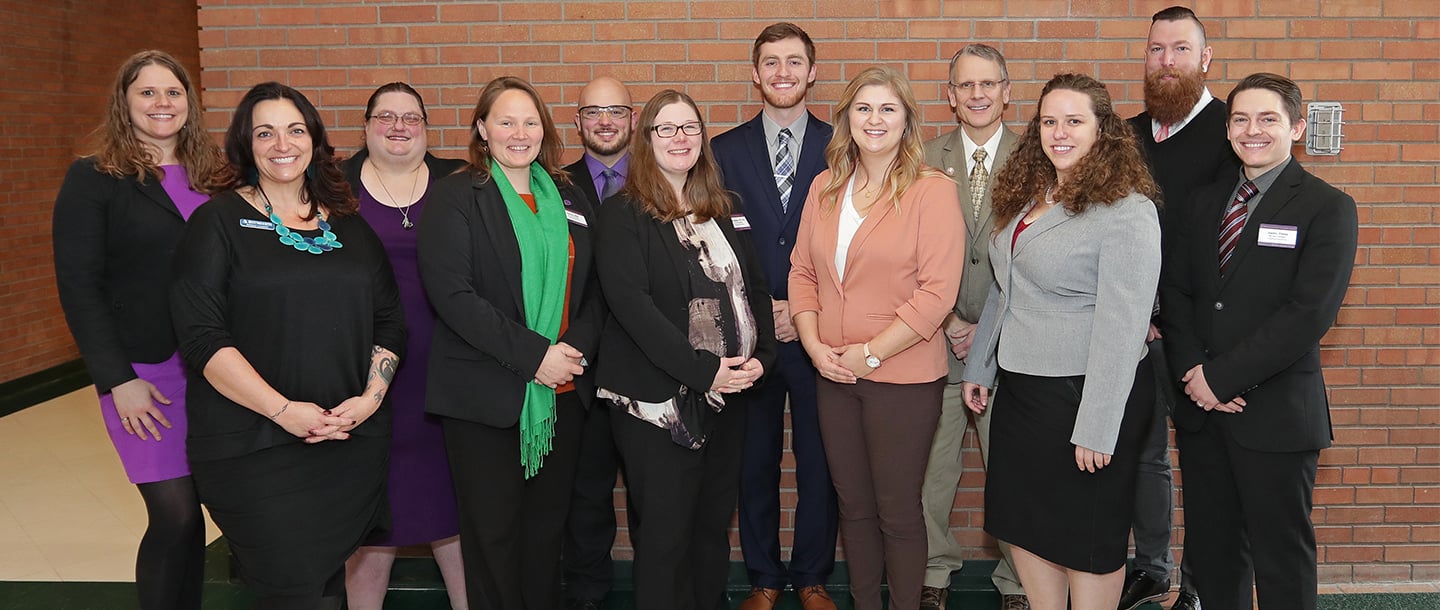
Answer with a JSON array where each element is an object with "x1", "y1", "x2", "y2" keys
[{"x1": 256, "y1": 185, "x2": 343, "y2": 254}]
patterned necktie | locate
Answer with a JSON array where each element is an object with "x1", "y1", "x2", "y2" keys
[
  {"x1": 969, "y1": 148, "x2": 989, "y2": 223},
  {"x1": 1218, "y1": 180, "x2": 1259, "y2": 274},
  {"x1": 600, "y1": 168, "x2": 621, "y2": 201},
  {"x1": 774, "y1": 128, "x2": 795, "y2": 213}
]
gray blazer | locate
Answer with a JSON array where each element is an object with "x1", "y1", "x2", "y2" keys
[
  {"x1": 922, "y1": 126, "x2": 1018, "y2": 382},
  {"x1": 962, "y1": 192, "x2": 1160, "y2": 454}
]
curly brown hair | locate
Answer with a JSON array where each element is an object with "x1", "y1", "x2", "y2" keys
[
  {"x1": 90, "y1": 50, "x2": 232, "y2": 193},
  {"x1": 991, "y1": 73, "x2": 1159, "y2": 232}
]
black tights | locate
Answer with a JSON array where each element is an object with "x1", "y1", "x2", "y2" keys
[{"x1": 135, "y1": 476, "x2": 206, "y2": 610}]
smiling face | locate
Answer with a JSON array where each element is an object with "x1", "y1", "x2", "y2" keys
[
  {"x1": 752, "y1": 36, "x2": 816, "y2": 111},
  {"x1": 1038, "y1": 88, "x2": 1099, "y2": 184},
  {"x1": 574, "y1": 78, "x2": 635, "y2": 159},
  {"x1": 126, "y1": 63, "x2": 188, "y2": 152},
  {"x1": 1228, "y1": 88, "x2": 1305, "y2": 179},
  {"x1": 1144, "y1": 18, "x2": 1212, "y2": 124},
  {"x1": 848, "y1": 84, "x2": 906, "y2": 161},
  {"x1": 476, "y1": 88, "x2": 543, "y2": 177},
  {"x1": 650, "y1": 102, "x2": 703, "y2": 184},
  {"x1": 250, "y1": 98, "x2": 313, "y2": 187},
  {"x1": 947, "y1": 54, "x2": 1010, "y2": 141},
  {"x1": 364, "y1": 91, "x2": 427, "y2": 162}
]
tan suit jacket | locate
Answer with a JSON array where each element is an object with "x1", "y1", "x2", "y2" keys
[
  {"x1": 922, "y1": 126, "x2": 1018, "y2": 382},
  {"x1": 788, "y1": 171, "x2": 965, "y2": 384}
]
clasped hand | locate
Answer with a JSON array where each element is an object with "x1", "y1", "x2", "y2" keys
[
  {"x1": 711, "y1": 356, "x2": 764, "y2": 393},
  {"x1": 535, "y1": 342, "x2": 585, "y2": 389},
  {"x1": 274, "y1": 399, "x2": 376, "y2": 443},
  {"x1": 1181, "y1": 364, "x2": 1246, "y2": 413}
]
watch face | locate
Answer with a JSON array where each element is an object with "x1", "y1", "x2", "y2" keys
[{"x1": 866, "y1": 355, "x2": 881, "y2": 368}]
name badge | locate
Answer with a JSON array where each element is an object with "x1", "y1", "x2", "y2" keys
[
  {"x1": 239, "y1": 218, "x2": 275, "y2": 230},
  {"x1": 731, "y1": 214, "x2": 751, "y2": 231},
  {"x1": 1257, "y1": 223, "x2": 1298, "y2": 248},
  {"x1": 564, "y1": 209, "x2": 588, "y2": 227}
]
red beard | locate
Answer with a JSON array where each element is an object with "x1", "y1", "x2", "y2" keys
[{"x1": 1144, "y1": 67, "x2": 1206, "y2": 126}]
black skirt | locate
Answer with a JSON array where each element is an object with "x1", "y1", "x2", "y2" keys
[
  {"x1": 192, "y1": 436, "x2": 390, "y2": 596},
  {"x1": 983, "y1": 362, "x2": 1153, "y2": 573}
]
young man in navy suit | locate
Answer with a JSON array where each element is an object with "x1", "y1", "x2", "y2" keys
[
  {"x1": 711, "y1": 22, "x2": 839, "y2": 610},
  {"x1": 1160, "y1": 73, "x2": 1357, "y2": 610},
  {"x1": 562, "y1": 75, "x2": 637, "y2": 610}
]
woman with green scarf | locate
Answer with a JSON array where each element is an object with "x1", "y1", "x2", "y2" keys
[{"x1": 417, "y1": 76, "x2": 604, "y2": 610}]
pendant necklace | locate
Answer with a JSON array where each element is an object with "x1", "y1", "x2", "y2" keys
[{"x1": 369, "y1": 157, "x2": 422, "y2": 230}]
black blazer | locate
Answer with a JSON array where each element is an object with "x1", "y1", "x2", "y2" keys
[
  {"x1": 53, "y1": 158, "x2": 205, "y2": 393},
  {"x1": 418, "y1": 169, "x2": 604, "y2": 427},
  {"x1": 593, "y1": 193, "x2": 778, "y2": 401},
  {"x1": 563, "y1": 156, "x2": 604, "y2": 211},
  {"x1": 1159, "y1": 159, "x2": 1357, "y2": 452},
  {"x1": 711, "y1": 112, "x2": 831, "y2": 300},
  {"x1": 341, "y1": 149, "x2": 467, "y2": 195}
]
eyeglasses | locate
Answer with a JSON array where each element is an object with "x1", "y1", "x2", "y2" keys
[
  {"x1": 370, "y1": 112, "x2": 425, "y2": 126},
  {"x1": 948, "y1": 80, "x2": 1008, "y2": 92},
  {"x1": 651, "y1": 122, "x2": 703, "y2": 138},
  {"x1": 578, "y1": 105, "x2": 633, "y2": 121}
]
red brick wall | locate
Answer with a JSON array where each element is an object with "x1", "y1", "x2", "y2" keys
[
  {"x1": 0, "y1": 1, "x2": 203, "y2": 383},
  {"x1": 187, "y1": 0, "x2": 1439, "y2": 585}
]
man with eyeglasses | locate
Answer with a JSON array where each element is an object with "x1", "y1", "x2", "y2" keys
[
  {"x1": 917, "y1": 43, "x2": 1028, "y2": 610},
  {"x1": 1120, "y1": 8, "x2": 1239, "y2": 610},
  {"x1": 561, "y1": 75, "x2": 637, "y2": 610},
  {"x1": 711, "y1": 22, "x2": 838, "y2": 610}
]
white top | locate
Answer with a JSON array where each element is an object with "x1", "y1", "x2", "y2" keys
[
  {"x1": 835, "y1": 174, "x2": 865, "y2": 280},
  {"x1": 960, "y1": 126, "x2": 1005, "y2": 174},
  {"x1": 1151, "y1": 87, "x2": 1215, "y2": 138}
]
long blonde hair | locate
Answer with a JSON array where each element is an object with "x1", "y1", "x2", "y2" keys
[
  {"x1": 90, "y1": 50, "x2": 232, "y2": 193},
  {"x1": 816, "y1": 66, "x2": 946, "y2": 212}
]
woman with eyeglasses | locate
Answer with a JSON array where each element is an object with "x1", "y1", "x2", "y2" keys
[
  {"x1": 341, "y1": 82, "x2": 468, "y2": 610},
  {"x1": 418, "y1": 76, "x2": 604, "y2": 610},
  {"x1": 593, "y1": 89, "x2": 776, "y2": 610}
]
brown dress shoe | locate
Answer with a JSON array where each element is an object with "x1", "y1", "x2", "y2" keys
[
  {"x1": 739, "y1": 587, "x2": 782, "y2": 610},
  {"x1": 798, "y1": 585, "x2": 837, "y2": 610},
  {"x1": 1002, "y1": 594, "x2": 1032, "y2": 610},
  {"x1": 919, "y1": 585, "x2": 948, "y2": 610}
]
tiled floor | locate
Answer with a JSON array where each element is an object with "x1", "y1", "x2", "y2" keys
[{"x1": 0, "y1": 387, "x2": 220, "y2": 583}]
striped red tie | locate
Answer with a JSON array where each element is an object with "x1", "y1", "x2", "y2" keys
[{"x1": 1218, "y1": 181, "x2": 1259, "y2": 274}]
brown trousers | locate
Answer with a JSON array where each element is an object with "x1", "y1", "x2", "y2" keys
[{"x1": 816, "y1": 377, "x2": 944, "y2": 610}]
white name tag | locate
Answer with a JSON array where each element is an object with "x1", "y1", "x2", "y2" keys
[
  {"x1": 564, "y1": 209, "x2": 588, "y2": 227},
  {"x1": 239, "y1": 218, "x2": 275, "y2": 230},
  {"x1": 731, "y1": 214, "x2": 751, "y2": 230},
  {"x1": 1257, "y1": 223, "x2": 1298, "y2": 248}
]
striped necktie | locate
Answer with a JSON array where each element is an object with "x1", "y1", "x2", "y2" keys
[
  {"x1": 1218, "y1": 180, "x2": 1259, "y2": 275},
  {"x1": 774, "y1": 128, "x2": 795, "y2": 213}
]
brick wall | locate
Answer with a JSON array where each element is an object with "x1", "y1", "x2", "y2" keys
[{"x1": 0, "y1": 1, "x2": 203, "y2": 383}]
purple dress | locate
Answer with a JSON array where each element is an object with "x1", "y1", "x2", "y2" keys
[{"x1": 358, "y1": 181, "x2": 461, "y2": 545}]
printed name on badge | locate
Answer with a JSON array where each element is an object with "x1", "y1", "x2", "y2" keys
[
  {"x1": 731, "y1": 214, "x2": 751, "y2": 230},
  {"x1": 564, "y1": 209, "x2": 588, "y2": 227},
  {"x1": 240, "y1": 218, "x2": 276, "y2": 231},
  {"x1": 1257, "y1": 223, "x2": 1298, "y2": 249}
]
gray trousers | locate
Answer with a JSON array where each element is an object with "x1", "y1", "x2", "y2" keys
[
  {"x1": 920, "y1": 381, "x2": 1024, "y2": 595},
  {"x1": 1134, "y1": 339, "x2": 1195, "y2": 592}
]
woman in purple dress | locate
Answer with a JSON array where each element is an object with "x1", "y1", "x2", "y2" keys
[
  {"x1": 342, "y1": 82, "x2": 469, "y2": 609},
  {"x1": 52, "y1": 50, "x2": 231, "y2": 610}
]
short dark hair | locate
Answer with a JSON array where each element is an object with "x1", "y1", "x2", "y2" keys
[
  {"x1": 751, "y1": 22, "x2": 815, "y2": 67},
  {"x1": 1152, "y1": 5, "x2": 1207, "y2": 43},
  {"x1": 225, "y1": 82, "x2": 354, "y2": 218},
  {"x1": 364, "y1": 82, "x2": 428, "y2": 122},
  {"x1": 1228, "y1": 72, "x2": 1304, "y2": 125}
]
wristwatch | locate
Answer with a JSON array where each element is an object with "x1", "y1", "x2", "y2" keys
[{"x1": 864, "y1": 343, "x2": 881, "y2": 369}]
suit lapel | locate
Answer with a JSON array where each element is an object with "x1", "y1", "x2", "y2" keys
[
  {"x1": 842, "y1": 191, "x2": 896, "y2": 286},
  {"x1": 793, "y1": 114, "x2": 830, "y2": 215},
  {"x1": 738, "y1": 117, "x2": 787, "y2": 227},
  {"x1": 1011, "y1": 201, "x2": 1073, "y2": 257},
  {"x1": 474, "y1": 177, "x2": 527, "y2": 314},
  {"x1": 1220, "y1": 160, "x2": 1304, "y2": 290},
  {"x1": 133, "y1": 176, "x2": 184, "y2": 220}
]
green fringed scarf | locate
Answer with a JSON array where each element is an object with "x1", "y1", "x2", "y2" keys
[{"x1": 491, "y1": 160, "x2": 568, "y2": 479}]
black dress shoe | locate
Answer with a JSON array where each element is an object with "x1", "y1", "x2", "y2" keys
[
  {"x1": 1170, "y1": 591, "x2": 1201, "y2": 610},
  {"x1": 1117, "y1": 570, "x2": 1170, "y2": 610}
]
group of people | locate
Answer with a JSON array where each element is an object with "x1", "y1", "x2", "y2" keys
[{"x1": 52, "y1": 7, "x2": 1357, "y2": 610}]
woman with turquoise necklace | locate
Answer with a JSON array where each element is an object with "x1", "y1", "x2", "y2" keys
[
  {"x1": 170, "y1": 82, "x2": 405, "y2": 609},
  {"x1": 417, "y1": 76, "x2": 604, "y2": 610}
]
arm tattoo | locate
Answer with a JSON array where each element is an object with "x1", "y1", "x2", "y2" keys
[{"x1": 367, "y1": 346, "x2": 398, "y2": 403}]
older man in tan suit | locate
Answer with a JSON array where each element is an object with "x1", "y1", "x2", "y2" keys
[{"x1": 918, "y1": 43, "x2": 1027, "y2": 610}]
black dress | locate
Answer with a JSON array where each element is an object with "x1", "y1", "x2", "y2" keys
[{"x1": 170, "y1": 190, "x2": 406, "y2": 596}]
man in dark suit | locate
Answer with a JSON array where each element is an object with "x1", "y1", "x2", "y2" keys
[
  {"x1": 1121, "y1": 8, "x2": 1239, "y2": 610},
  {"x1": 1160, "y1": 73, "x2": 1357, "y2": 610},
  {"x1": 917, "y1": 43, "x2": 1027, "y2": 610},
  {"x1": 561, "y1": 75, "x2": 636, "y2": 610},
  {"x1": 711, "y1": 22, "x2": 838, "y2": 610}
]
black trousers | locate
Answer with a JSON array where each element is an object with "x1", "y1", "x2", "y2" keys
[
  {"x1": 1176, "y1": 415, "x2": 1320, "y2": 610},
  {"x1": 563, "y1": 400, "x2": 630, "y2": 600},
  {"x1": 610, "y1": 395, "x2": 746, "y2": 610},
  {"x1": 443, "y1": 392, "x2": 584, "y2": 610}
]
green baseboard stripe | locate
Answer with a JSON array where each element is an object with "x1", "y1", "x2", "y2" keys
[{"x1": 0, "y1": 359, "x2": 91, "y2": 418}]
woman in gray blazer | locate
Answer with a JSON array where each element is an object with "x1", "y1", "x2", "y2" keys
[{"x1": 959, "y1": 73, "x2": 1162, "y2": 610}]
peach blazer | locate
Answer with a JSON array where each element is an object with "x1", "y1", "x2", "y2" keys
[{"x1": 788, "y1": 170, "x2": 965, "y2": 384}]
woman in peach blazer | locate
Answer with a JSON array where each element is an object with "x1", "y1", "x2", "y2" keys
[{"x1": 787, "y1": 66, "x2": 965, "y2": 610}]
